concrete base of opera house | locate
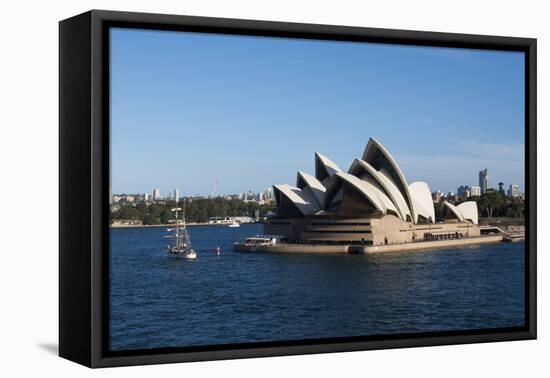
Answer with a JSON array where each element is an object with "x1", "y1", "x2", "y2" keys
[
  {"x1": 362, "y1": 234, "x2": 504, "y2": 253},
  {"x1": 243, "y1": 235, "x2": 505, "y2": 255}
]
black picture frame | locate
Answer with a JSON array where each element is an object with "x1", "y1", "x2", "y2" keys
[{"x1": 59, "y1": 9, "x2": 537, "y2": 368}]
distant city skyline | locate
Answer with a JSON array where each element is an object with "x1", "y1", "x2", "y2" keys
[
  {"x1": 111, "y1": 186, "x2": 275, "y2": 198},
  {"x1": 110, "y1": 172, "x2": 523, "y2": 199},
  {"x1": 110, "y1": 28, "x2": 525, "y2": 196}
]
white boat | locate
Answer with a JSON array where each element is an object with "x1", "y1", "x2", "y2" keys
[
  {"x1": 227, "y1": 221, "x2": 240, "y2": 228},
  {"x1": 165, "y1": 203, "x2": 197, "y2": 260}
]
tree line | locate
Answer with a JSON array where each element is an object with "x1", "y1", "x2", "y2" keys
[{"x1": 110, "y1": 198, "x2": 275, "y2": 225}]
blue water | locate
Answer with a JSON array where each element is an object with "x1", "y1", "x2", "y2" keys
[{"x1": 109, "y1": 224, "x2": 525, "y2": 351}]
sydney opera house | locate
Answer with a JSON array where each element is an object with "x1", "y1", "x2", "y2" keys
[{"x1": 248, "y1": 138, "x2": 494, "y2": 253}]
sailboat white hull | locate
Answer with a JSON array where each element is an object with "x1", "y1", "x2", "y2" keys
[{"x1": 167, "y1": 250, "x2": 197, "y2": 260}]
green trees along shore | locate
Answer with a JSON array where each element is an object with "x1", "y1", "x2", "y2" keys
[{"x1": 110, "y1": 197, "x2": 275, "y2": 225}]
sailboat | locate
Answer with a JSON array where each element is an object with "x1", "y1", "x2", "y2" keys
[{"x1": 165, "y1": 201, "x2": 197, "y2": 260}]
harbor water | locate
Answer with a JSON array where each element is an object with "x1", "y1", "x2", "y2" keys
[{"x1": 109, "y1": 223, "x2": 525, "y2": 351}]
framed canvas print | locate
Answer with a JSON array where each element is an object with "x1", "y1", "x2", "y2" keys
[{"x1": 59, "y1": 10, "x2": 537, "y2": 368}]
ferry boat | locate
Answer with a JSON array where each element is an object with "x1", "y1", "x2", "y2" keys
[
  {"x1": 165, "y1": 203, "x2": 197, "y2": 260},
  {"x1": 233, "y1": 235, "x2": 286, "y2": 252}
]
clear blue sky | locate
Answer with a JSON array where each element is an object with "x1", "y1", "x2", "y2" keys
[{"x1": 110, "y1": 28, "x2": 525, "y2": 196}]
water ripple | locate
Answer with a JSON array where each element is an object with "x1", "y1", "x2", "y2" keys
[{"x1": 109, "y1": 224, "x2": 525, "y2": 351}]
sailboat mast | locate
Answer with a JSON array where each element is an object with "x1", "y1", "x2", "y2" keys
[
  {"x1": 174, "y1": 206, "x2": 179, "y2": 248},
  {"x1": 182, "y1": 198, "x2": 191, "y2": 246}
]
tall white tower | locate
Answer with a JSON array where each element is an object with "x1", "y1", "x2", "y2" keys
[{"x1": 152, "y1": 188, "x2": 161, "y2": 200}]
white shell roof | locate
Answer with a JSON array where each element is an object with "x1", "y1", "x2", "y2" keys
[
  {"x1": 272, "y1": 137, "x2": 461, "y2": 225},
  {"x1": 315, "y1": 152, "x2": 342, "y2": 177},
  {"x1": 443, "y1": 201, "x2": 465, "y2": 222},
  {"x1": 457, "y1": 201, "x2": 479, "y2": 225},
  {"x1": 349, "y1": 159, "x2": 412, "y2": 221},
  {"x1": 332, "y1": 172, "x2": 398, "y2": 215},
  {"x1": 296, "y1": 171, "x2": 326, "y2": 208},
  {"x1": 273, "y1": 184, "x2": 320, "y2": 215},
  {"x1": 362, "y1": 138, "x2": 417, "y2": 222},
  {"x1": 409, "y1": 181, "x2": 435, "y2": 223},
  {"x1": 443, "y1": 201, "x2": 479, "y2": 224}
]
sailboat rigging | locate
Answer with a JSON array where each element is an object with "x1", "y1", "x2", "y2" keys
[{"x1": 165, "y1": 200, "x2": 197, "y2": 260}]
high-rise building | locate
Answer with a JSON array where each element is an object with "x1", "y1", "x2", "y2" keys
[
  {"x1": 470, "y1": 186, "x2": 481, "y2": 197},
  {"x1": 457, "y1": 185, "x2": 470, "y2": 198},
  {"x1": 479, "y1": 168, "x2": 489, "y2": 194},
  {"x1": 508, "y1": 184, "x2": 519, "y2": 198},
  {"x1": 174, "y1": 188, "x2": 180, "y2": 203},
  {"x1": 152, "y1": 188, "x2": 161, "y2": 200},
  {"x1": 144, "y1": 192, "x2": 149, "y2": 201}
]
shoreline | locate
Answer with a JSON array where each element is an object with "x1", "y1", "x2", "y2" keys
[
  {"x1": 235, "y1": 235, "x2": 511, "y2": 255},
  {"x1": 110, "y1": 222, "x2": 259, "y2": 229}
]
